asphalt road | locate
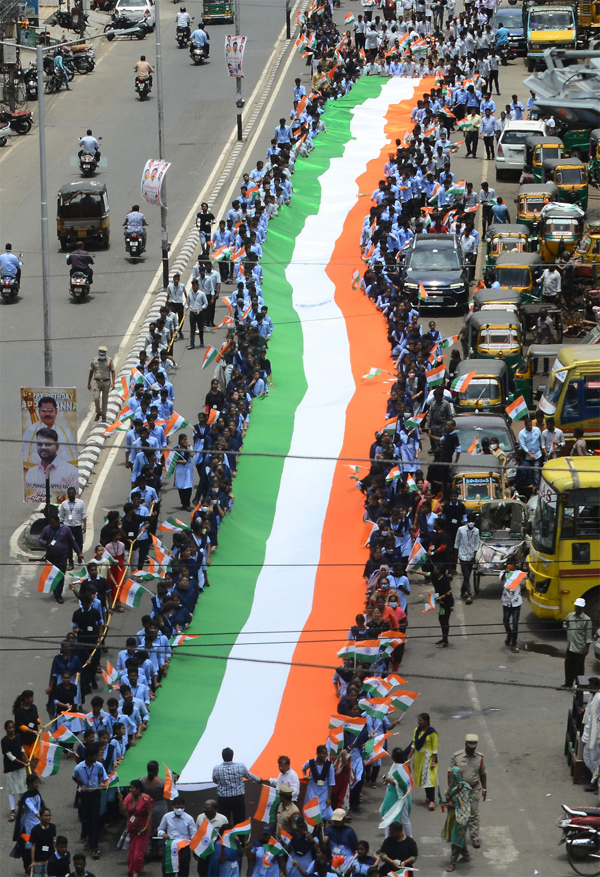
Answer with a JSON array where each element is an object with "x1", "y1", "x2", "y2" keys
[{"x1": 2, "y1": 12, "x2": 600, "y2": 877}]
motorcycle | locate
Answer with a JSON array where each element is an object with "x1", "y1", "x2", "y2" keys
[
  {"x1": 15, "y1": 64, "x2": 38, "y2": 101},
  {"x1": 189, "y1": 43, "x2": 208, "y2": 65},
  {"x1": 105, "y1": 12, "x2": 149, "y2": 39},
  {"x1": 48, "y1": 6, "x2": 88, "y2": 31},
  {"x1": 125, "y1": 231, "x2": 145, "y2": 257},
  {"x1": 44, "y1": 72, "x2": 65, "y2": 94},
  {"x1": 63, "y1": 45, "x2": 95, "y2": 74},
  {"x1": 0, "y1": 109, "x2": 32, "y2": 135},
  {"x1": 90, "y1": 0, "x2": 117, "y2": 10},
  {"x1": 135, "y1": 75, "x2": 151, "y2": 100},
  {"x1": 69, "y1": 271, "x2": 90, "y2": 301},
  {"x1": 1, "y1": 256, "x2": 21, "y2": 301},
  {"x1": 176, "y1": 22, "x2": 191, "y2": 47},
  {"x1": 497, "y1": 43, "x2": 516, "y2": 65},
  {"x1": 557, "y1": 804, "x2": 600, "y2": 876}
]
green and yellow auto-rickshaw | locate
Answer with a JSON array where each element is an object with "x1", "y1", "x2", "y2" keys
[
  {"x1": 514, "y1": 342, "x2": 563, "y2": 408},
  {"x1": 467, "y1": 309, "x2": 523, "y2": 370},
  {"x1": 541, "y1": 157, "x2": 588, "y2": 210},
  {"x1": 525, "y1": 136, "x2": 566, "y2": 182},
  {"x1": 484, "y1": 224, "x2": 530, "y2": 271},
  {"x1": 515, "y1": 183, "x2": 559, "y2": 235},
  {"x1": 453, "y1": 358, "x2": 514, "y2": 413},
  {"x1": 56, "y1": 181, "x2": 109, "y2": 250},
  {"x1": 202, "y1": 0, "x2": 234, "y2": 21},
  {"x1": 450, "y1": 454, "x2": 504, "y2": 514},
  {"x1": 538, "y1": 202, "x2": 585, "y2": 263},
  {"x1": 494, "y1": 252, "x2": 543, "y2": 303},
  {"x1": 473, "y1": 286, "x2": 521, "y2": 316},
  {"x1": 589, "y1": 129, "x2": 600, "y2": 185}
]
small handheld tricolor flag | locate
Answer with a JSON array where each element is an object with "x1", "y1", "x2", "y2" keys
[
  {"x1": 344, "y1": 12, "x2": 355, "y2": 23},
  {"x1": 358, "y1": 697, "x2": 394, "y2": 720},
  {"x1": 407, "y1": 540, "x2": 427, "y2": 571},
  {"x1": 48, "y1": 725, "x2": 79, "y2": 746},
  {"x1": 337, "y1": 641, "x2": 356, "y2": 660},
  {"x1": 363, "y1": 367, "x2": 382, "y2": 380},
  {"x1": 171, "y1": 633, "x2": 201, "y2": 647},
  {"x1": 468, "y1": 435, "x2": 481, "y2": 455},
  {"x1": 119, "y1": 579, "x2": 148, "y2": 609},
  {"x1": 164, "y1": 765, "x2": 179, "y2": 800},
  {"x1": 442, "y1": 334, "x2": 459, "y2": 349},
  {"x1": 426, "y1": 364, "x2": 446, "y2": 387},
  {"x1": 152, "y1": 534, "x2": 171, "y2": 564},
  {"x1": 451, "y1": 371, "x2": 477, "y2": 393},
  {"x1": 385, "y1": 466, "x2": 402, "y2": 483},
  {"x1": 354, "y1": 640, "x2": 381, "y2": 664},
  {"x1": 102, "y1": 662, "x2": 121, "y2": 689},
  {"x1": 504, "y1": 570, "x2": 527, "y2": 591},
  {"x1": 165, "y1": 839, "x2": 191, "y2": 874},
  {"x1": 351, "y1": 268, "x2": 361, "y2": 290},
  {"x1": 191, "y1": 820, "x2": 218, "y2": 859},
  {"x1": 164, "y1": 450, "x2": 180, "y2": 478},
  {"x1": 222, "y1": 819, "x2": 252, "y2": 850},
  {"x1": 506, "y1": 395, "x2": 528, "y2": 422},
  {"x1": 418, "y1": 282, "x2": 428, "y2": 302},
  {"x1": 303, "y1": 797, "x2": 322, "y2": 827},
  {"x1": 37, "y1": 563, "x2": 64, "y2": 594},
  {"x1": 390, "y1": 691, "x2": 419, "y2": 713},
  {"x1": 161, "y1": 412, "x2": 189, "y2": 437},
  {"x1": 37, "y1": 740, "x2": 63, "y2": 777},
  {"x1": 254, "y1": 784, "x2": 280, "y2": 823},
  {"x1": 202, "y1": 346, "x2": 220, "y2": 370},
  {"x1": 264, "y1": 837, "x2": 286, "y2": 859},
  {"x1": 404, "y1": 413, "x2": 426, "y2": 431},
  {"x1": 159, "y1": 517, "x2": 191, "y2": 533},
  {"x1": 421, "y1": 592, "x2": 437, "y2": 614}
]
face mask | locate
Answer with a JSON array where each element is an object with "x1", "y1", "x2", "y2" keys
[
  {"x1": 174, "y1": 808, "x2": 184, "y2": 816},
  {"x1": 468, "y1": 522, "x2": 475, "y2": 529},
  {"x1": 389, "y1": 600, "x2": 398, "y2": 608},
  {"x1": 490, "y1": 443, "x2": 498, "y2": 450},
  {"x1": 98, "y1": 355, "x2": 106, "y2": 361}
]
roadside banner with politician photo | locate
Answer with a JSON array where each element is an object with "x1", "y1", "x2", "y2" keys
[
  {"x1": 225, "y1": 34, "x2": 246, "y2": 78},
  {"x1": 141, "y1": 158, "x2": 171, "y2": 208},
  {"x1": 21, "y1": 387, "x2": 79, "y2": 504}
]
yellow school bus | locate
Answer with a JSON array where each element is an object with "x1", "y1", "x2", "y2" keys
[{"x1": 526, "y1": 458, "x2": 600, "y2": 625}]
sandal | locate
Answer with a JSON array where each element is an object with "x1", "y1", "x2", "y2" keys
[
  {"x1": 8, "y1": 811, "x2": 15, "y2": 822},
  {"x1": 447, "y1": 866, "x2": 456, "y2": 873},
  {"x1": 428, "y1": 801, "x2": 436, "y2": 810},
  {"x1": 437, "y1": 642, "x2": 448, "y2": 648},
  {"x1": 459, "y1": 856, "x2": 471, "y2": 863}
]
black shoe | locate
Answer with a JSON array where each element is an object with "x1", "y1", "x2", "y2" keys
[
  {"x1": 55, "y1": 595, "x2": 64, "y2": 604},
  {"x1": 557, "y1": 684, "x2": 572, "y2": 690},
  {"x1": 66, "y1": 560, "x2": 74, "y2": 571},
  {"x1": 187, "y1": 344, "x2": 195, "y2": 350}
]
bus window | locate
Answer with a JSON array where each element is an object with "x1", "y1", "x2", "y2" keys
[
  {"x1": 584, "y1": 379, "x2": 600, "y2": 419},
  {"x1": 562, "y1": 380, "x2": 582, "y2": 422},
  {"x1": 532, "y1": 493, "x2": 558, "y2": 552},
  {"x1": 562, "y1": 491, "x2": 600, "y2": 539}
]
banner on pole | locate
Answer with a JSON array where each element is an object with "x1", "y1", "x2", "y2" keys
[
  {"x1": 21, "y1": 387, "x2": 78, "y2": 504},
  {"x1": 225, "y1": 34, "x2": 247, "y2": 78},
  {"x1": 141, "y1": 159, "x2": 171, "y2": 208}
]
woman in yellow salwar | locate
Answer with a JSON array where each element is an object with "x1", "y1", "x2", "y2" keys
[{"x1": 407, "y1": 712, "x2": 438, "y2": 811}]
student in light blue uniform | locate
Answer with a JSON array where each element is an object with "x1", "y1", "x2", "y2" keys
[{"x1": 302, "y1": 746, "x2": 335, "y2": 821}]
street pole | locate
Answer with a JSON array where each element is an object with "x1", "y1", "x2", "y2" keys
[
  {"x1": 234, "y1": 0, "x2": 243, "y2": 141},
  {"x1": 286, "y1": 0, "x2": 291, "y2": 39},
  {"x1": 37, "y1": 43, "x2": 53, "y2": 387},
  {"x1": 154, "y1": 0, "x2": 170, "y2": 288}
]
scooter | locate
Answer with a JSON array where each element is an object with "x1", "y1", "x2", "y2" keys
[
  {"x1": 557, "y1": 803, "x2": 600, "y2": 875},
  {"x1": 1, "y1": 273, "x2": 19, "y2": 300},
  {"x1": 15, "y1": 65, "x2": 38, "y2": 101},
  {"x1": 0, "y1": 108, "x2": 33, "y2": 135},
  {"x1": 0, "y1": 121, "x2": 12, "y2": 147},
  {"x1": 189, "y1": 42, "x2": 207, "y2": 65},
  {"x1": 176, "y1": 21, "x2": 192, "y2": 47},
  {"x1": 135, "y1": 75, "x2": 151, "y2": 100},
  {"x1": 125, "y1": 231, "x2": 145, "y2": 257},
  {"x1": 105, "y1": 13, "x2": 149, "y2": 40},
  {"x1": 69, "y1": 271, "x2": 90, "y2": 301},
  {"x1": 79, "y1": 151, "x2": 97, "y2": 175}
]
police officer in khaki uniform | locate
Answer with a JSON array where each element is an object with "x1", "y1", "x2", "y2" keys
[
  {"x1": 448, "y1": 733, "x2": 487, "y2": 847},
  {"x1": 88, "y1": 345, "x2": 115, "y2": 422}
]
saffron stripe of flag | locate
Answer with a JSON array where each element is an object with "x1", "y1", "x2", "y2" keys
[
  {"x1": 118, "y1": 375, "x2": 129, "y2": 399},
  {"x1": 451, "y1": 370, "x2": 477, "y2": 393},
  {"x1": 421, "y1": 593, "x2": 437, "y2": 613},
  {"x1": 202, "y1": 346, "x2": 220, "y2": 370},
  {"x1": 37, "y1": 740, "x2": 63, "y2": 777},
  {"x1": 164, "y1": 765, "x2": 179, "y2": 800},
  {"x1": 222, "y1": 819, "x2": 252, "y2": 849},
  {"x1": 207, "y1": 408, "x2": 220, "y2": 425},
  {"x1": 303, "y1": 797, "x2": 322, "y2": 826},
  {"x1": 191, "y1": 820, "x2": 218, "y2": 858},
  {"x1": 159, "y1": 517, "x2": 191, "y2": 532},
  {"x1": 165, "y1": 839, "x2": 191, "y2": 874},
  {"x1": 254, "y1": 784, "x2": 281, "y2": 823},
  {"x1": 119, "y1": 579, "x2": 148, "y2": 609},
  {"x1": 504, "y1": 570, "x2": 527, "y2": 591},
  {"x1": 103, "y1": 420, "x2": 128, "y2": 435},
  {"x1": 506, "y1": 395, "x2": 528, "y2": 421},
  {"x1": 37, "y1": 563, "x2": 64, "y2": 594}
]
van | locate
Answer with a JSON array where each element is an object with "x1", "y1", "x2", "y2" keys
[{"x1": 496, "y1": 120, "x2": 547, "y2": 180}]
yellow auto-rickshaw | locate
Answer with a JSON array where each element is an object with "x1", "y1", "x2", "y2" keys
[
  {"x1": 473, "y1": 286, "x2": 521, "y2": 316},
  {"x1": 573, "y1": 209, "x2": 600, "y2": 286},
  {"x1": 515, "y1": 183, "x2": 559, "y2": 235},
  {"x1": 538, "y1": 202, "x2": 585, "y2": 263},
  {"x1": 484, "y1": 224, "x2": 530, "y2": 271},
  {"x1": 525, "y1": 135, "x2": 566, "y2": 182},
  {"x1": 452, "y1": 358, "x2": 514, "y2": 413},
  {"x1": 589, "y1": 128, "x2": 600, "y2": 185},
  {"x1": 494, "y1": 252, "x2": 543, "y2": 303},
  {"x1": 450, "y1": 454, "x2": 504, "y2": 514},
  {"x1": 57, "y1": 181, "x2": 110, "y2": 250},
  {"x1": 467, "y1": 309, "x2": 523, "y2": 370},
  {"x1": 541, "y1": 157, "x2": 588, "y2": 210}
]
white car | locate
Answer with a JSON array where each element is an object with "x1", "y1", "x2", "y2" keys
[
  {"x1": 495, "y1": 119, "x2": 547, "y2": 180},
  {"x1": 115, "y1": 0, "x2": 155, "y2": 28}
]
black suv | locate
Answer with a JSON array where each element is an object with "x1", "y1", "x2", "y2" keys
[{"x1": 400, "y1": 233, "x2": 469, "y2": 311}]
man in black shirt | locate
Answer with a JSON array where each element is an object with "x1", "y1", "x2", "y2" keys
[
  {"x1": 121, "y1": 502, "x2": 148, "y2": 570},
  {"x1": 69, "y1": 852, "x2": 95, "y2": 877},
  {"x1": 47, "y1": 836, "x2": 70, "y2": 877},
  {"x1": 72, "y1": 593, "x2": 102, "y2": 695},
  {"x1": 379, "y1": 821, "x2": 418, "y2": 873}
]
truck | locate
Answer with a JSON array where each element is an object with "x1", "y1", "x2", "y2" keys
[{"x1": 523, "y1": 0, "x2": 578, "y2": 70}]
